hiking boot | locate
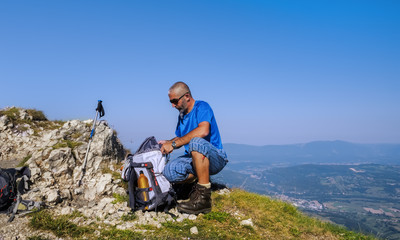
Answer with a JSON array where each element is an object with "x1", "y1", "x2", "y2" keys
[
  {"x1": 177, "y1": 184, "x2": 211, "y2": 214},
  {"x1": 173, "y1": 179, "x2": 198, "y2": 202}
]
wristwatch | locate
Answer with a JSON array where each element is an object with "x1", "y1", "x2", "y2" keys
[{"x1": 172, "y1": 141, "x2": 178, "y2": 149}]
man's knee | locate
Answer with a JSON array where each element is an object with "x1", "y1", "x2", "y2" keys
[
  {"x1": 162, "y1": 163, "x2": 176, "y2": 182},
  {"x1": 188, "y1": 137, "x2": 209, "y2": 157},
  {"x1": 163, "y1": 161, "x2": 191, "y2": 183}
]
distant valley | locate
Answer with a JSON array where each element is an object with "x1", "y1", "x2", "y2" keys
[{"x1": 212, "y1": 141, "x2": 400, "y2": 240}]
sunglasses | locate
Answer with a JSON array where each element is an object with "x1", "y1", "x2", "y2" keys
[{"x1": 170, "y1": 92, "x2": 189, "y2": 105}]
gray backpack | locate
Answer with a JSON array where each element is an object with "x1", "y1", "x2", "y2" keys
[
  {"x1": 0, "y1": 167, "x2": 43, "y2": 222},
  {"x1": 121, "y1": 136, "x2": 175, "y2": 211}
]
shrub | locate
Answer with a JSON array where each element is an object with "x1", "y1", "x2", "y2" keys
[{"x1": 27, "y1": 109, "x2": 48, "y2": 121}]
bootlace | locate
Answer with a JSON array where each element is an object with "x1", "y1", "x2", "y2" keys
[{"x1": 188, "y1": 185, "x2": 201, "y2": 201}]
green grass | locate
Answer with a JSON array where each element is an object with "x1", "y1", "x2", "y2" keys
[
  {"x1": 112, "y1": 193, "x2": 129, "y2": 204},
  {"x1": 17, "y1": 154, "x2": 32, "y2": 167},
  {"x1": 28, "y1": 189, "x2": 377, "y2": 240},
  {"x1": 0, "y1": 107, "x2": 20, "y2": 121},
  {"x1": 30, "y1": 210, "x2": 94, "y2": 238},
  {"x1": 0, "y1": 107, "x2": 64, "y2": 135},
  {"x1": 52, "y1": 140, "x2": 83, "y2": 149},
  {"x1": 210, "y1": 189, "x2": 376, "y2": 240},
  {"x1": 98, "y1": 227, "x2": 145, "y2": 240},
  {"x1": 203, "y1": 211, "x2": 231, "y2": 222},
  {"x1": 102, "y1": 162, "x2": 128, "y2": 189},
  {"x1": 121, "y1": 212, "x2": 137, "y2": 221},
  {"x1": 0, "y1": 107, "x2": 48, "y2": 123}
]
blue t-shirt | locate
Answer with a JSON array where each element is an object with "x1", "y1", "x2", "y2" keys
[{"x1": 175, "y1": 100, "x2": 223, "y2": 152}]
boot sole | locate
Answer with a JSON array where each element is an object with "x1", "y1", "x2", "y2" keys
[{"x1": 177, "y1": 205, "x2": 211, "y2": 215}]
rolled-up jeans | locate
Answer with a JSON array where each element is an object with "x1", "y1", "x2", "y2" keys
[{"x1": 163, "y1": 137, "x2": 228, "y2": 183}]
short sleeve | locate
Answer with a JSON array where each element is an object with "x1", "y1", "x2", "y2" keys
[{"x1": 196, "y1": 102, "x2": 213, "y2": 124}]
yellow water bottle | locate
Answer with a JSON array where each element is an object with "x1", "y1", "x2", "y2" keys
[{"x1": 138, "y1": 170, "x2": 149, "y2": 209}]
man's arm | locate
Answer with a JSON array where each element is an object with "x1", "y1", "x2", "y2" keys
[{"x1": 160, "y1": 121, "x2": 210, "y2": 154}]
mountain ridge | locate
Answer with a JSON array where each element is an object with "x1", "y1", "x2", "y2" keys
[{"x1": 223, "y1": 140, "x2": 400, "y2": 168}]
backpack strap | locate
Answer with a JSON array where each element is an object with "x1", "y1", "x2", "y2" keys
[
  {"x1": 7, "y1": 193, "x2": 21, "y2": 222},
  {"x1": 127, "y1": 166, "x2": 137, "y2": 211}
]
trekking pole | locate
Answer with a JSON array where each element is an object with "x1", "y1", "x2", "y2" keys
[{"x1": 78, "y1": 100, "x2": 105, "y2": 187}]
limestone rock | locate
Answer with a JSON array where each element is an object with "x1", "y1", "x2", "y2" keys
[
  {"x1": 46, "y1": 189, "x2": 61, "y2": 203},
  {"x1": 240, "y1": 218, "x2": 254, "y2": 227},
  {"x1": 190, "y1": 226, "x2": 199, "y2": 235}
]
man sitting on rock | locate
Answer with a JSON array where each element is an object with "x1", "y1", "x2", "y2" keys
[{"x1": 159, "y1": 81, "x2": 228, "y2": 214}]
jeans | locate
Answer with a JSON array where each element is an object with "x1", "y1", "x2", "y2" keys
[{"x1": 163, "y1": 137, "x2": 228, "y2": 183}]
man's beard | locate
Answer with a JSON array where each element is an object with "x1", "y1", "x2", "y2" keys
[
  {"x1": 179, "y1": 109, "x2": 185, "y2": 119},
  {"x1": 178, "y1": 101, "x2": 188, "y2": 117}
]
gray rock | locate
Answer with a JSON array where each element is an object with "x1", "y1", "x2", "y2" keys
[
  {"x1": 47, "y1": 189, "x2": 61, "y2": 203},
  {"x1": 60, "y1": 189, "x2": 72, "y2": 200},
  {"x1": 96, "y1": 174, "x2": 113, "y2": 194},
  {"x1": 240, "y1": 218, "x2": 254, "y2": 227},
  {"x1": 190, "y1": 226, "x2": 199, "y2": 235},
  {"x1": 61, "y1": 206, "x2": 74, "y2": 215}
]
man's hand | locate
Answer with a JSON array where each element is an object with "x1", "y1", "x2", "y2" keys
[{"x1": 160, "y1": 141, "x2": 174, "y2": 154}]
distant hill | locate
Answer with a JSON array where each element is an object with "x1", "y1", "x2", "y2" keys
[
  {"x1": 223, "y1": 141, "x2": 400, "y2": 172},
  {"x1": 216, "y1": 164, "x2": 400, "y2": 240}
]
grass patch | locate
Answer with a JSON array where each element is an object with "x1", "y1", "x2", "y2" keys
[
  {"x1": 0, "y1": 107, "x2": 19, "y2": 121},
  {"x1": 1, "y1": 107, "x2": 64, "y2": 133},
  {"x1": 71, "y1": 132, "x2": 83, "y2": 139},
  {"x1": 29, "y1": 210, "x2": 145, "y2": 240},
  {"x1": 17, "y1": 154, "x2": 32, "y2": 167},
  {"x1": 35, "y1": 121, "x2": 64, "y2": 131},
  {"x1": 208, "y1": 189, "x2": 376, "y2": 240},
  {"x1": 67, "y1": 210, "x2": 86, "y2": 219},
  {"x1": 99, "y1": 227, "x2": 145, "y2": 240},
  {"x1": 52, "y1": 140, "x2": 83, "y2": 150},
  {"x1": 203, "y1": 211, "x2": 231, "y2": 223},
  {"x1": 27, "y1": 189, "x2": 377, "y2": 240},
  {"x1": 30, "y1": 210, "x2": 94, "y2": 238},
  {"x1": 0, "y1": 107, "x2": 48, "y2": 123},
  {"x1": 121, "y1": 212, "x2": 137, "y2": 221},
  {"x1": 102, "y1": 162, "x2": 128, "y2": 189},
  {"x1": 112, "y1": 193, "x2": 129, "y2": 204}
]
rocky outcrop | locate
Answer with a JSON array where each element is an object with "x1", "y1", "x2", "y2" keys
[
  {"x1": 0, "y1": 108, "x2": 125, "y2": 207},
  {"x1": 0, "y1": 107, "x2": 129, "y2": 238},
  {"x1": 0, "y1": 107, "x2": 211, "y2": 239}
]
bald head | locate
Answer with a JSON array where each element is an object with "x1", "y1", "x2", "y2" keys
[{"x1": 169, "y1": 81, "x2": 192, "y2": 97}]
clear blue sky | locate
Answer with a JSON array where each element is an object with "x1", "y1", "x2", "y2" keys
[{"x1": 1, "y1": 1, "x2": 399, "y2": 149}]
